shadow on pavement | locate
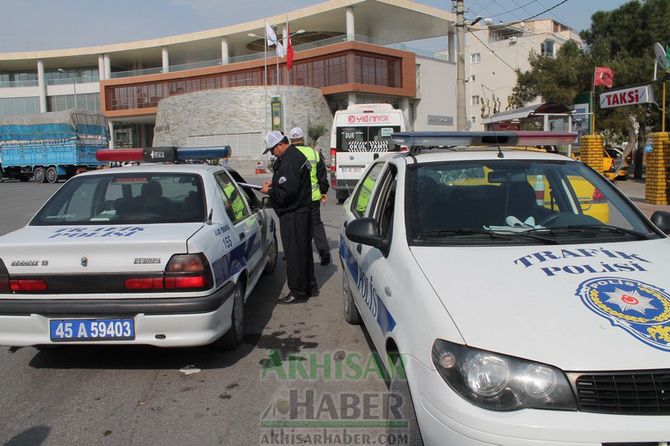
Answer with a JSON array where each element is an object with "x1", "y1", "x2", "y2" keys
[{"x1": 4, "y1": 425, "x2": 50, "y2": 446}]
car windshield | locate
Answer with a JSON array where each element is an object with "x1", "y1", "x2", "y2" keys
[
  {"x1": 407, "y1": 159, "x2": 661, "y2": 245},
  {"x1": 31, "y1": 172, "x2": 205, "y2": 225}
]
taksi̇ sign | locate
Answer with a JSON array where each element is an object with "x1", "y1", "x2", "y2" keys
[{"x1": 599, "y1": 85, "x2": 654, "y2": 109}]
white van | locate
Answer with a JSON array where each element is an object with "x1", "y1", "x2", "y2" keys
[{"x1": 329, "y1": 103, "x2": 406, "y2": 203}]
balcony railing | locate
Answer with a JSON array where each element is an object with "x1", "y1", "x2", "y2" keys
[{"x1": 0, "y1": 79, "x2": 38, "y2": 88}]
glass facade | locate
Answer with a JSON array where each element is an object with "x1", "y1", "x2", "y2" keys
[
  {"x1": 0, "y1": 71, "x2": 38, "y2": 88},
  {"x1": 45, "y1": 68, "x2": 100, "y2": 85},
  {"x1": 0, "y1": 97, "x2": 40, "y2": 118},
  {"x1": 106, "y1": 50, "x2": 403, "y2": 111},
  {"x1": 47, "y1": 93, "x2": 100, "y2": 112}
]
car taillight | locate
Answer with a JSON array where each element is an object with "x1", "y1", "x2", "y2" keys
[
  {"x1": 591, "y1": 188, "x2": 606, "y2": 203},
  {"x1": 330, "y1": 148, "x2": 337, "y2": 172},
  {"x1": 0, "y1": 259, "x2": 8, "y2": 293},
  {"x1": 400, "y1": 145, "x2": 409, "y2": 152},
  {"x1": 164, "y1": 254, "x2": 211, "y2": 290},
  {"x1": 124, "y1": 277, "x2": 164, "y2": 290},
  {"x1": 10, "y1": 279, "x2": 48, "y2": 292}
]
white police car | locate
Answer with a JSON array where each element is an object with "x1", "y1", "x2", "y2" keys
[
  {"x1": 339, "y1": 132, "x2": 670, "y2": 445},
  {"x1": 0, "y1": 146, "x2": 277, "y2": 349}
]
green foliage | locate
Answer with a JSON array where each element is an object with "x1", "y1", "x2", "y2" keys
[{"x1": 307, "y1": 122, "x2": 329, "y2": 147}]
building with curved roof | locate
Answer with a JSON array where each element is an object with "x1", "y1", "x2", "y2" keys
[{"x1": 0, "y1": 0, "x2": 458, "y2": 155}]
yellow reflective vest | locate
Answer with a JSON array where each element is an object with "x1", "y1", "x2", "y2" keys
[
  {"x1": 296, "y1": 145, "x2": 322, "y2": 202},
  {"x1": 223, "y1": 182, "x2": 246, "y2": 222}
]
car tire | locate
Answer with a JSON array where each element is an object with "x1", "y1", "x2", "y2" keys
[
  {"x1": 46, "y1": 167, "x2": 58, "y2": 184},
  {"x1": 33, "y1": 167, "x2": 46, "y2": 183},
  {"x1": 213, "y1": 282, "x2": 245, "y2": 350},
  {"x1": 262, "y1": 233, "x2": 278, "y2": 276},
  {"x1": 342, "y1": 265, "x2": 361, "y2": 324},
  {"x1": 386, "y1": 354, "x2": 424, "y2": 446}
]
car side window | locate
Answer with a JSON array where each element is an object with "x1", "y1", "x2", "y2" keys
[
  {"x1": 372, "y1": 165, "x2": 397, "y2": 241},
  {"x1": 351, "y1": 163, "x2": 384, "y2": 218},
  {"x1": 226, "y1": 169, "x2": 261, "y2": 211},
  {"x1": 215, "y1": 172, "x2": 250, "y2": 224}
]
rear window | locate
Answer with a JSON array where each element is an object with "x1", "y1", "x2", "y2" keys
[
  {"x1": 336, "y1": 125, "x2": 401, "y2": 152},
  {"x1": 31, "y1": 173, "x2": 205, "y2": 225}
]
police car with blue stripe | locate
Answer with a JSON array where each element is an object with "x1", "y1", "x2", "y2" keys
[
  {"x1": 340, "y1": 131, "x2": 670, "y2": 445},
  {"x1": 0, "y1": 146, "x2": 277, "y2": 349}
]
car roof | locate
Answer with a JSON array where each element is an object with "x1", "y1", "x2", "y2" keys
[
  {"x1": 385, "y1": 148, "x2": 578, "y2": 165},
  {"x1": 76, "y1": 163, "x2": 228, "y2": 178}
]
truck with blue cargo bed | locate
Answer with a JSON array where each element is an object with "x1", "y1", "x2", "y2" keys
[{"x1": 0, "y1": 110, "x2": 108, "y2": 183}]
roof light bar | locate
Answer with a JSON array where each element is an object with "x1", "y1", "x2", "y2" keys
[
  {"x1": 392, "y1": 131, "x2": 577, "y2": 152},
  {"x1": 96, "y1": 146, "x2": 231, "y2": 163}
]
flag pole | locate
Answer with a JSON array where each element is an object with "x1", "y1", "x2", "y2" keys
[
  {"x1": 591, "y1": 67, "x2": 596, "y2": 135},
  {"x1": 286, "y1": 17, "x2": 290, "y2": 130},
  {"x1": 264, "y1": 20, "x2": 268, "y2": 134}
]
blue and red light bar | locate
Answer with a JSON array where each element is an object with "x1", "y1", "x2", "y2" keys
[
  {"x1": 96, "y1": 146, "x2": 231, "y2": 163},
  {"x1": 392, "y1": 131, "x2": 577, "y2": 149}
]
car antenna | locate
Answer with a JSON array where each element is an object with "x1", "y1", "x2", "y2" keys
[
  {"x1": 206, "y1": 208, "x2": 213, "y2": 225},
  {"x1": 495, "y1": 132, "x2": 504, "y2": 158}
]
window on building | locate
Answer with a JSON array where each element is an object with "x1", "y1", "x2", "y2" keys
[
  {"x1": 541, "y1": 40, "x2": 555, "y2": 58},
  {"x1": 470, "y1": 53, "x2": 481, "y2": 64},
  {"x1": 0, "y1": 97, "x2": 40, "y2": 117},
  {"x1": 47, "y1": 93, "x2": 100, "y2": 112},
  {"x1": 471, "y1": 116, "x2": 476, "y2": 123},
  {"x1": 470, "y1": 75, "x2": 476, "y2": 82},
  {"x1": 471, "y1": 95, "x2": 480, "y2": 106}
]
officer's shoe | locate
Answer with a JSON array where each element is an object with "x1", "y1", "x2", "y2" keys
[
  {"x1": 320, "y1": 251, "x2": 331, "y2": 266},
  {"x1": 278, "y1": 292, "x2": 306, "y2": 304}
]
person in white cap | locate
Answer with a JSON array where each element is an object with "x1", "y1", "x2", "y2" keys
[
  {"x1": 260, "y1": 130, "x2": 318, "y2": 303},
  {"x1": 289, "y1": 127, "x2": 331, "y2": 265}
]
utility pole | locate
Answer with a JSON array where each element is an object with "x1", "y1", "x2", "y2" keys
[{"x1": 456, "y1": 0, "x2": 466, "y2": 130}]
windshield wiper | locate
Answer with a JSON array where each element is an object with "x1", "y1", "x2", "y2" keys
[
  {"x1": 416, "y1": 228, "x2": 559, "y2": 244},
  {"x1": 526, "y1": 224, "x2": 653, "y2": 240}
]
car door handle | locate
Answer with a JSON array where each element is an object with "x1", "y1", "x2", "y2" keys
[
  {"x1": 239, "y1": 232, "x2": 246, "y2": 240},
  {"x1": 343, "y1": 221, "x2": 348, "y2": 228},
  {"x1": 356, "y1": 243, "x2": 362, "y2": 254}
]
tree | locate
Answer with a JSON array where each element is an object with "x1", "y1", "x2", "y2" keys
[{"x1": 307, "y1": 122, "x2": 329, "y2": 148}]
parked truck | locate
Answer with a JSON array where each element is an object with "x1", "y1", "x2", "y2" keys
[{"x1": 0, "y1": 110, "x2": 108, "y2": 183}]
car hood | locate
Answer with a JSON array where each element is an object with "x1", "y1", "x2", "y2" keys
[
  {"x1": 0, "y1": 224, "x2": 204, "y2": 274},
  {"x1": 411, "y1": 239, "x2": 670, "y2": 371}
]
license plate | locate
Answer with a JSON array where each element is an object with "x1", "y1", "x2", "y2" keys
[
  {"x1": 340, "y1": 167, "x2": 363, "y2": 173},
  {"x1": 49, "y1": 318, "x2": 135, "y2": 341}
]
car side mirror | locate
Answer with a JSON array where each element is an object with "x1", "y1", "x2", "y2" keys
[
  {"x1": 345, "y1": 218, "x2": 388, "y2": 254},
  {"x1": 651, "y1": 210, "x2": 670, "y2": 234}
]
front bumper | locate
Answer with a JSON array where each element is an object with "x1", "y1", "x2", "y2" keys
[
  {"x1": 405, "y1": 355, "x2": 670, "y2": 446},
  {"x1": 0, "y1": 283, "x2": 235, "y2": 348}
]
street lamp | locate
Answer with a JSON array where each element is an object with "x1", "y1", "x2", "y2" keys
[{"x1": 58, "y1": 68, "x2": 80, "y2": 110}]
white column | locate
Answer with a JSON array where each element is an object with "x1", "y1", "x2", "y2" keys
[
  {"x1": 221, "y1": 37, "x2": 229, "y2": 65},
  {"x1": 98, "y1": 55, "x2": 105, "y2": 80},
  {"x1": 103, "y1": 54, "x2": 111, "y2": 79},
  {"x1": 161, "y1": 47, "x2": 170, "y2": 73},
  {"x1": 36, "y1": 60, "x2": 47, "y2": 113},
  {"x1": 400, "y1": 97, "x2": 410, "y2": 129},
  {"x1": 448, "y1": 28, "x2": 456, "y2": 63},
  {"x1": 347, "y1": 92, "x2": 357, "y2": 107},
  {"x1": 346, "y1": 7, "x2": 355, "y2": 41},
  {"x1": 108, "y1": 120, "x2": 115, "y2": 149}
]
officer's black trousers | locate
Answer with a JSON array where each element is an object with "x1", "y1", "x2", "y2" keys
[
  {"x1": 310, "y1": 200, "x2": 330, "y2": 257},
  {"x1": 279, "y1": 206, "x2": 318, "y2": 297}
]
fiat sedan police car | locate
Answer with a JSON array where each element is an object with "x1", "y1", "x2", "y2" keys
[
  {"x1": 0, "y1": 146, "x2": 277, "y2": 349},
  {"x1": 340, "y1": 132, "x2": 670, "y2": 445}
]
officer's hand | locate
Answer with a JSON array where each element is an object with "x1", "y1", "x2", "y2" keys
[
  {"x1": 260, "y1": 180, "x2": 272, "y2": 194},
  {"x1": 321, "y1": 194, "x2": 328, "y2": 204}
]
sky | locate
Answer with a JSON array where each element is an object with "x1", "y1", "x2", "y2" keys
[{"x1": 0, "y1": 0, "x2": 630, "y2": 53}]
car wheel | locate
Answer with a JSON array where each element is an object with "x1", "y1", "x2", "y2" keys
[
  {"x1": 46, "y1": 167, "x2": 58, "y2": 184},
  {"x1": 33, "y1": 167, "x2": 46, "y2": 183},
  {"x1": 386, "y1": 354, "x2": 424, "y2": 446},
  {"x1": 342, "y1": 265, "x2": 361, "y2": 324},
  {"x1": 262, "y1": 233, "x2": 278, "y2": 276},
  {"x1": 214, "y1": 282, "x2": 244, "y2": 350}
]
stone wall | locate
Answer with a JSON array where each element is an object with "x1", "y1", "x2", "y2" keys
[{"x1": 153, "y1": 86, "x2": 334, "y2": 166}]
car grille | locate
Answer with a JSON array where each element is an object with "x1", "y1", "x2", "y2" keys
[{"x1": 575, "y1": 371, "x2": 670, "y2": 415}]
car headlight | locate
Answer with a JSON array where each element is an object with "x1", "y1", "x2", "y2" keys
[{"x1": 431, "y1": 339, "x2": 577, "y2": 411}]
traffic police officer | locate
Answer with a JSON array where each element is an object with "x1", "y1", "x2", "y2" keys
[
  {"x1": 289, "y1": 127, "x2": 331, "y2": 265},
  {"x1": 260, "y1": 131, "x2": 318, "y2": 303}
]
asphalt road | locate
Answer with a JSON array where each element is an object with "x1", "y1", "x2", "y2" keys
[{"x1": 0, "y1": 177, "x2": 389, "y2": 446}]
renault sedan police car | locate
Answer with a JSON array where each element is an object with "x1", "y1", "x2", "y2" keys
[
  {"x1": 0, "y1": 146, "x2": 277, "y2": 349},
  {"x1": 339, "y1": 132, "x2": 670, "y2": 445}
]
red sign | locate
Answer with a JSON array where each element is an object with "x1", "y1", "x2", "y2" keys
[
  {"x1": 347, "y1": 114, "x2": 391, "y2": 124},
  {"x1": 599, "y1": 85, "x2": 654, "y2": 109}
]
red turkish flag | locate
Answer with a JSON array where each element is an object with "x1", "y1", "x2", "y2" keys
[
  {"x1": 593, "y1": 66, "x2": 614, "y2": 88},
  {"x1": 286, "y1": 26, "x2": 295, "y2": 70}
]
